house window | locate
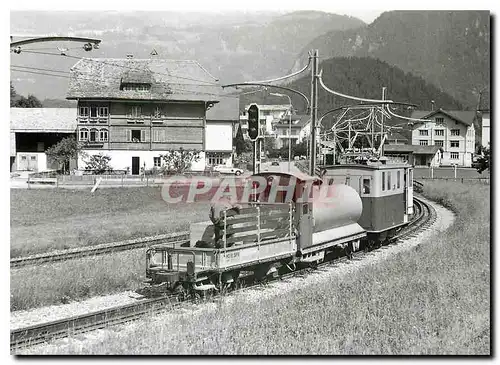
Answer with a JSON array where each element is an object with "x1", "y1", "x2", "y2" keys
[
  {"x1": 154, "y1": 157, "x2": 161, "y2": 168},
  {"x1": 451, "y1": 129, "x2": 460, "y2": 136},
  {"x1": 397, "y1": 171, "x2": 401, "y2": 189},
  {"x1": 122, "y1": 83, "x2": 151, "y2": 92},
  {"x1": 435, "y1": 117, "x2": 444, "y2": 124},
  {"x1": 79, "y1": 128, "x2": 88, "y2": 141},
  {"x1": 99, "y1": 129, "x2": 108, "y2": 142},
  {"x1": 435, "y1": 129, "x2": 444, "y2": 136},
  {"x1": 152, "y1": 129, "x2": 166, "y2": 142},
  {"x1": 419, "y1": 130, "x2": 429, "y2": 136},
  {"x1": 435, "y1": 140, "x2": 444, "y2": 147},
  {"x1": 450, "y1": 140, "x2": 460, "y2": 148},
  {"x1": 89, "y1": 128, "x2": 98, "y2": 142},
  {"x1": 208, "y1": 154, "x2": 224, "y2": 166},
  {"x1": 382, "y1": 172, "x2": 386, "y2": 191},
  {"x1": 90, "y1": 106, "x2": 98, "y2": 118},
  {"x1": 129, "y1": 106, "x2": 142, "y2": 118},
  {"x1": 98, "y1": 107, "x2": 108, "y2": 118},
  {"x1": 153, "y1": 106, "x2": 162, "y2": 118},
  {"x1": 79, "y1": 107, "x2": 89, "y2": 117},
  {"x1": 450, "y1": 152, "x2": 459, "y2": 159},
  {"x1": 130, "y1": 130, "x2": 143, "y2": 142},
  {"x1": 419, "y1": 140, "x2": 428, "y2": 146}
]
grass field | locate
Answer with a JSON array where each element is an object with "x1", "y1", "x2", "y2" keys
[
  {"x1": 38, "y1": 180, "x2": 489, "y2": 354},
  {"x1": 10, "y1": 188, "x2": 209, "y2": 257},
  {"x1": 10, "y1": 249, "x2": 145, "y2": 311}
]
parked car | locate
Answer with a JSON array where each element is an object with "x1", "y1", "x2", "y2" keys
[
  {"x1": 271, "y1": 161, "x2": 280, "y2": 166},
  {"x1": 213, "y1": 165, "x2": 243, "y2": 176}
]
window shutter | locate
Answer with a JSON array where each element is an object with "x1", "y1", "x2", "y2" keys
[
  {"x1": 141, "y1": 130, "x2": 146, "y2": 142},
  {"x1": 127, "y1": 130, "x2": 131, "y2": 142}
]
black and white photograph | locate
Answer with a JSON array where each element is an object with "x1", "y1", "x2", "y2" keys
[{"x1": 6, "y1": 2, "x2": 492, "y2": 356}]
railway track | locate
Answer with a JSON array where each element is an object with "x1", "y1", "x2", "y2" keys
[
  {"x1": 10, "y1": 231, "x2": 189, "y2": 269},
  {"x1": 11, "y1": 196, "x2": 436, "y2": 352}
]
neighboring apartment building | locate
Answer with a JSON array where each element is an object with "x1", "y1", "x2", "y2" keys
[
  {"x1": 67, "y1": 57, "x2": 224, "y2": 173},
  {"x1": 410, "y1": 109, "x2": 477, "y2": 167},
  {"x1": 478, "y1": 89, "x2": 490, "y2": 148},
  {"x1": 240, "y1": 104, "x2": 291, "y2": 137},
  {"x1": 273, "y1": 115, "x2": 311, "y2": 148}
]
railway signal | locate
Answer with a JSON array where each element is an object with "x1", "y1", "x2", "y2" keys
[{"x1": 247, "y1": 104, "x2": 260, "y2": 141}]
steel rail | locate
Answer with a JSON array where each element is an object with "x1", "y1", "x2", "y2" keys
[
  {"x1": 10, "y1": 197, "x2": 435, "y2": 352},
  {"x1": 11, "y1": 232, "x2": 190, "y2": 269}
]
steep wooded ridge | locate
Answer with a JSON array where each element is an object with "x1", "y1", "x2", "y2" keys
[
  {"x1": 292, "y1": 11, "x2": 490, "y2": 109},
  {"x1": 239, "y1": 56, "x2": 464, "y2": 124},
  {"x1": 10, "y1": 10, "x2": 364, "y2": 100}
]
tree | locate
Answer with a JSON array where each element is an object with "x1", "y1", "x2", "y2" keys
[
  {"x1": 475, "y1": 146, "x2": 490, "y2": 174},
  {"x1": 84, "y1": 154, "x2": 113, "y2": 174},
  {"x1": 10, "y1": 82, "x2": 43, "y2": 107},
  {"x1": 233, "y1": 124, "x2": 250, "y2": 155},
  {"x1": 45, "y1": 136, "x2": 84, "y2": 174},
  {"x1": 263, "y1": 134, "x2": 277, "y2": 157},
  {"x1": 160, "y1": 148, "x2": 201, "y2": 174}
]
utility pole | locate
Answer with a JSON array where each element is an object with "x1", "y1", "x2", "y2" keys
[
  {"x1": 380, "y1": 86, "x2": 386, "y2": 157},
  {"x1": 309, "y1": 50, "x2": 319, "y2": 176}
]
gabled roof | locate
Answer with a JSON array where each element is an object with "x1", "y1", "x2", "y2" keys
[
  {"x1": 206, "y1": 96, "x2": 239, "y2": 122},
  {"x1": 276, "y1": 115, "x2": 310, "y2": 128},
  {"x1": 387, "y1": 131, "x2": 409, "y2": 141},
  {"x1": 67, "y1": 58, "x2": 222, "y2": 102},
  {"x1": 384, "y1": 144, "x2": 440, "y2": 155},
  {"x1": 11, "y1": 108, "x2": 77, "y2": 132},
  {"x1": 410, "y1": 109, "x2": 476, "y2": 126},
  {"x1": 478, "y1": 89, "x2": 490, "y2": 112}
]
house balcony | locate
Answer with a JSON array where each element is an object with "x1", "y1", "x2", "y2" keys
[{"x1": 78, "y1": 116, "x2": 109, "y2": 124}]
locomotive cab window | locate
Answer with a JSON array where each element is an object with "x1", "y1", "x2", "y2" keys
[
  {"x1": 397, "y1": 171, "x2": 401, "y2": 189},
  {"x1": 382, "y1": 172, "x2": 386, "y2": 191},
  {"x1": 362, "y1": 178, "x2": 371, "y2": 194},
  {"x1": 387, "y1": 172, "x2": 391, "y2": 191}
]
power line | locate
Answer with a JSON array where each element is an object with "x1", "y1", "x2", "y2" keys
[
  {"x1": 11, "y1": 68, "x2": 222, "y2": 98},
  {"x1": 18, "y1": 49, "x2": 220, "y2": 85},
  {"x1": 10, "y1": 65, "x2": 224, "y2": 88}
]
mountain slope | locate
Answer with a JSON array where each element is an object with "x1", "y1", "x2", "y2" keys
[
  {"x1": 240, "y1": 57, "x2": 464, "y2": 120},
  {"x1": 292, "y1": 11, "x2": 490, "y2": 109},
  {"x1": 10, "y1": 10, "x2": 365, "y2": 100}
]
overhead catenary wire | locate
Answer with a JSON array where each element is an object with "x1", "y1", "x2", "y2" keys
[
  {"x1": 17, "y1": 50, "x2": 220, "y2": 85},
  {"x1": 238, "y1": 57, "x2": 311, "y2": 84},
  {"x1": 385, "y1": 105, "x2": 431, "y2": 122},
  {"x1": 318, "y1": 70, "x2": 395, "y2": 104},
  {"x1": 11, "y1": 65, "x2": 220, "y2": 88}
]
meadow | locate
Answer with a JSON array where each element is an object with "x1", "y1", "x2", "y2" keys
[
  {"x1": 35, "y1": 180, "x2": 489, "y2": 355},
  {"x1": 10, "y1": 188, "x2": 209, "y2": 257}
]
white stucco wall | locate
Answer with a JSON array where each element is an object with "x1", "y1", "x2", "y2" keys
[
  {"x1": 482, "y1": 113, "x2": 490, "y2": 147},
  {"x1": 79, "y1": 150, "x2": 207, "y2": 172},
  {"x1": 16, "y1": 152, "x2": 47, "y2": 172},
  {"x1": 205, "y1": 123, "x2": 232, "y2": 151}
]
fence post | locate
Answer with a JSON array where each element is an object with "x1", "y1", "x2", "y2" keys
[
  {"x1": 146, "y1": 176, "x2": 149, "y2": 187},
  {"x1": 461, "y1": 178, "x2": 464, "y2": 184},
  {"x1": 121, "y1": 174, "x2": 124, "y2": 187},
  {"x1": 27, "y1": 175, "x2": 30, "y2": 189},
  {"x1": 454, "y1": 164, "x2": 457, "y2": 179}
]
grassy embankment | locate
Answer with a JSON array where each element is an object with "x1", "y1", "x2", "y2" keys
[
  {"x1": 10, "y1": 188, "x2": 209, "y2": 258},
  {"x1": 10, "y1": 187, "x2": 209, "y2": 311},
  {"x1": 42, "y1": 180, "x2": 489, "y2": 355}
]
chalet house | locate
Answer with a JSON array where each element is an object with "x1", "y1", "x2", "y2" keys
[
  {"x1": 273, "y1": 115, "x2": 311, "y2": 149},
  {"x1": 240, "y1": 104, "x2": 291, "y2": 138},
  {"x1": 10, "y1": 108, "x2": 77, "y2": 172},
  {"x1": 67, "y1": 57, "x2": 224, "y2": 174},
  {"x1": 478, "y1": 89, "x2": 490, "y2": 147},
  {"x1": 409, "y1": 109, "x2": 477, "y2": 167}
]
